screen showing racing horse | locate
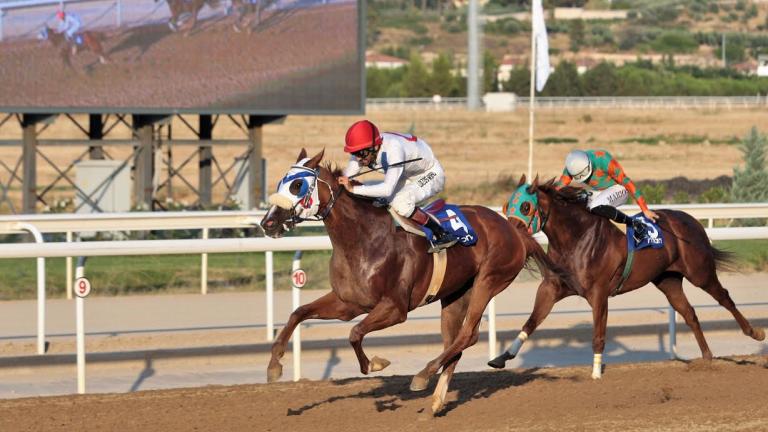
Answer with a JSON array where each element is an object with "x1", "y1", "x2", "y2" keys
[{"x1": 0, "y1": 0, "x2": 363, "y2": 114}]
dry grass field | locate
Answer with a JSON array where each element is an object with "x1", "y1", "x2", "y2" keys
[{"x1": 0, "y1": 107, "x2": 762, "y2": 208}]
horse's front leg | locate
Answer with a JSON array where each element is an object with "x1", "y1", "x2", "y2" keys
[
  {"x1": 589, "y1": 296, "x2": 609, "y2": 379},
  {"x1": 489, "y1": 279, "x2": 572, "y2": 368},
  {"x1": 268, "y1": 291, "x2": 362, "y2": 382},
  {"x1": 348, "y1": 297, "x2": 407, "y2": 375},
  {"x1": 411, "y1": 276, "x2": 505, "y2": 395}
]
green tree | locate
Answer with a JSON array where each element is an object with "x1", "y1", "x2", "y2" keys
[
  {"x1": 502, "y1": 66, "x2": 531, "y2": 95},
  {"x1": 716, "y1": 38, "x2": 747, "y2": 64},
  {"x1": 651, "y1": 31, "x2": 698, "y2": 54},
  {"x1": 582, "y1": 62, "x2": 618, "y2": 96},
  {"x1": 367, "y1": 68, "x2": 389, "y2": 98},
  {"x1": 402, "y1": 53, "x2": 431, "y2": 97},
  {"x1": 483, "y1": 52, "x2": 499, "y2": 93},
  {"x1": 731, "y1": 127, "x2": 768, "y2": 204},
  {"x1": 542, "y1": 61, "x2": 583, "y2": 96},
  {"x1": 568, "y1": 19, "x2": 586, "y2": 52},
  {"x1": 429, "y1": 53, "x2": 455, "y2": 96}
]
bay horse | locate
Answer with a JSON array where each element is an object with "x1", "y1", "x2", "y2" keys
[
  {"x1": 160, "y1": 0, "x2": 220, "y2": 35},
  {"x1": 260, "y1": 149, "x2": 576, "y2": 414},
  {"x1": 489, "y1": 175, "x2": 765, "y2": 378},
  {"x1": 39, "y1": 26, "x2": 110, "y2": 67}
]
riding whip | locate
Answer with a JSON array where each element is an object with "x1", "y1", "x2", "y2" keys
[{"x1": 348, "y1": 158, "x2": 423, "y2": 179}]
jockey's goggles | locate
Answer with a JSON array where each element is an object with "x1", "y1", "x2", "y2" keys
[
  {"x1": 352, "y1": 147, "x2": 376, "y2": 159},
  {"x1": 570, "y1": 165, "x2": 592, "y2": 182}
]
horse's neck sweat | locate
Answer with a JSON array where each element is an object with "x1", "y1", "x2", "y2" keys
[
  {"x1": 545, "y1": 202, "x2": 596, "y2": 250},
  {"x1": 322, "y1": 193, "x2": 391, "y2": 252}
]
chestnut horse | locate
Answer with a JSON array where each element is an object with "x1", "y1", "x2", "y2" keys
[
  {"x1": 489, "y1": 176, "x2": 765, "y2": 378},
  {"x1": 260, "y1": 150, "x2": 576, "y2": 414},
  {"x1": 39, "y1": 26, "x2": 110, "y2": 66}
]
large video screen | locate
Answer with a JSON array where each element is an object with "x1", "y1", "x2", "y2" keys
[{"x1": 0, "y1": 0, "x2": 363, "y2": 114}]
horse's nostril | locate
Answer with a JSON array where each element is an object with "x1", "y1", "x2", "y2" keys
[{"x1": 265, "y1": 220, "x2": 274, "y2": 227}]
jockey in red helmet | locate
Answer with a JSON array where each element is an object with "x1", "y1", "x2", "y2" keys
[
  {"x1": 338, "y1": 120, "x2": 457, "y2": 253},
  {"x1": 55, "y1": 9, "x2": 82, "y2": 54}
]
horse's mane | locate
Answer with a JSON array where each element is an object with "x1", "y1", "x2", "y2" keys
[
  {"x1": 537, "y1": 179, "x2": 590, "y2": 207},
  {"x1": 323, "y1": 162, "x2": 344, "y2": 179},
  {"x1": 321, "y1": 161, "x2": 388, "y2": 206}
]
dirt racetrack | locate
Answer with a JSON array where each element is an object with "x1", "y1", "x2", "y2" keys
[
  {"x1": 0, "y1": 2, "x2": 359, "y2": 111},
  {"x1": 0, "y1": 355, "x2": 766, "y2": 431}
]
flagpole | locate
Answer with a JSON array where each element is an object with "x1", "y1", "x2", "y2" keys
[{"x1": 527, "y1": 11, "x2": 537, "y2": 181}]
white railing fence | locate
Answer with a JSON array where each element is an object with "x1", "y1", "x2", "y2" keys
[
  {"x1": 367, "y1": 96, "x2": 768, "y2": 111},
  {"x1": 0, "y1": 203, "x2": 767, "y2": 391}
]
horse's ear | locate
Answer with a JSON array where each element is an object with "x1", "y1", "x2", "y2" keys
[
  {"x1": 306, "y1": 148, "x2": 325, "y2": 168},
  {"x1": 527, "y1": 175, "x2": 539, "y2": 194},
  {"x1": 518, "y1": 174, "x2": 527, "y2": 187},
  {"x1": 296, "y1": 148, "x2": 308, "y2": 163}
]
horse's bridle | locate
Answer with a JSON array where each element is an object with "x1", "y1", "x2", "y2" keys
[
  {"x1": 282, "y1": 166, "x2": 340, "y2": 225},
  {"x1": 532, "y1": 199, "x2": 550, "y2": 233}
]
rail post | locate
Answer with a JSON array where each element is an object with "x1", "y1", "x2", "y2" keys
[
  {"x1": 291, "y1": 251, "x2": 305, "y2": 381},
  {"x1": 201, "y1": 227, "x2": 209, "y2": 295},
  {"x1": 17, "y1": 222, "x2": 46, "y2": 355},
  {"x1": 266, "y1": 251, "x2": 274, "y2": 340},
  {"x1": 488, "y1": 298, "x2": 496, "y2": 361},
  {"x1": 668, "y1": 305, "x2": 678, "y2": 360},
  {"x1": 74, "y1": 256, "x2": 90, "y2": 394},
  {"x1": 66, "y1": 231, "x2": 73, "y2": 300}
]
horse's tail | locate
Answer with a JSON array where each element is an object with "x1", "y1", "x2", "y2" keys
[
  {"x1": 520, "y1": 229, "x2": 580, "y2": 292},
  {"x1": 712, "y1": 247, "x2": 738, "y2": 273}
]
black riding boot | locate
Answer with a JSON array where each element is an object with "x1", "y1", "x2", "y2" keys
[
  {"x1": 424, "y1": 218, "x2": 458, "y2": 253},
  {"x1": 590, "y1": 205, "x2": 647, "y2": 239}
]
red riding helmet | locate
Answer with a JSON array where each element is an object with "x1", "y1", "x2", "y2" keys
[
  {"x1": 344, "y1": 120, "x2": 382, "y2": 153},
  {"x1": 56, "y1": 10, "x2": 65, "y2": 20}
]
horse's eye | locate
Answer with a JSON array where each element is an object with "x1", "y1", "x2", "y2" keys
[
  {"x1": 289, "y1": 179, "x2": 304, "y2": 196},
  {"x1": 521, "y1": 201, "x2": 532, "y2": 216}
]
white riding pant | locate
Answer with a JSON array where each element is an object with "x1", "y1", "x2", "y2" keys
[
  {"x1": 389, "y1": 162, "x2": 446, "y2": 217},
  {"x1": 587, "y1": 184, "x2": 628, "y2": 210}
]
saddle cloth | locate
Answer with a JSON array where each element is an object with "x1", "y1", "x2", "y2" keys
[
  {"x1": 627, "y1": 214, "x2": 664, "y2": 251},
  {"x1": 420, "y1": 199, "x2": 478, "y2": 247}
]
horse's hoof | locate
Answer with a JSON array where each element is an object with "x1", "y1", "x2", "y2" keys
[
  {"x1": 488, "y1": 352, "x2": 513, "y2": 369},
  {"x1": 410, "y1": 374, "x2": 429, "y2": 392},
  {"x1": 752, "y1": 328, "x2": 765, "y2": 341},
  {"x1": 369, "y1": 356, "x2": 391, "y2": 373},
  {"x1": 267, "y1": 363, "x2": 283, "y2": 383},
  {"x1": 431, "y1": 394, "x2": 444, "y2": 415},
  {"x1": 591, "y1": 371, "x2": 602, "y2": 380}
]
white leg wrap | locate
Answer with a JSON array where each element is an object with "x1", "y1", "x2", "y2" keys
[
  {"x1": 507, "y1": 331, "x2": 529, "y2": 357},
  {"x1": 591, "y1": 353, "x2": 603, "y2": 379}
]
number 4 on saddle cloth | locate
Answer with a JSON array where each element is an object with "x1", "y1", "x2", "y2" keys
[{"x1": 419, "y1": 199, "x2": 478, "y2": 247}]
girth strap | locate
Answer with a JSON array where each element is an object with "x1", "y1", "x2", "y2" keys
[
  {"x1": 418, "y1": 248, "x2": 448, "y2": 307},
  {"x1": 612, "y1": 247, "x2": 634, "y2": 297}
]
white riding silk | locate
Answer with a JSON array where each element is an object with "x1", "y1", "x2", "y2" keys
[
  {"x1": 344, "y1": 132, "x2": 444, "y2": 217},
  {"x1": 587, "y1": 184, "x2": 628, "y2": 210}
]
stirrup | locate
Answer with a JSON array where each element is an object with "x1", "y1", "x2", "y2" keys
[{"x1": 427, "y1": 237, "x2": 458, "y2": 254}]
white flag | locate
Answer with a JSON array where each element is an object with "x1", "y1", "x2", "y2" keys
[{"x1": 532, "y1": 0, "x2": 550, "y2": 92}]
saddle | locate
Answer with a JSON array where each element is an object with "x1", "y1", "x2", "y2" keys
[
  {"x1": 388, "y1": 199, "x2": 478, "y2": 307},
  {"x1": 389, "y1": 199, "x2": 478, "y2": 247}
]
